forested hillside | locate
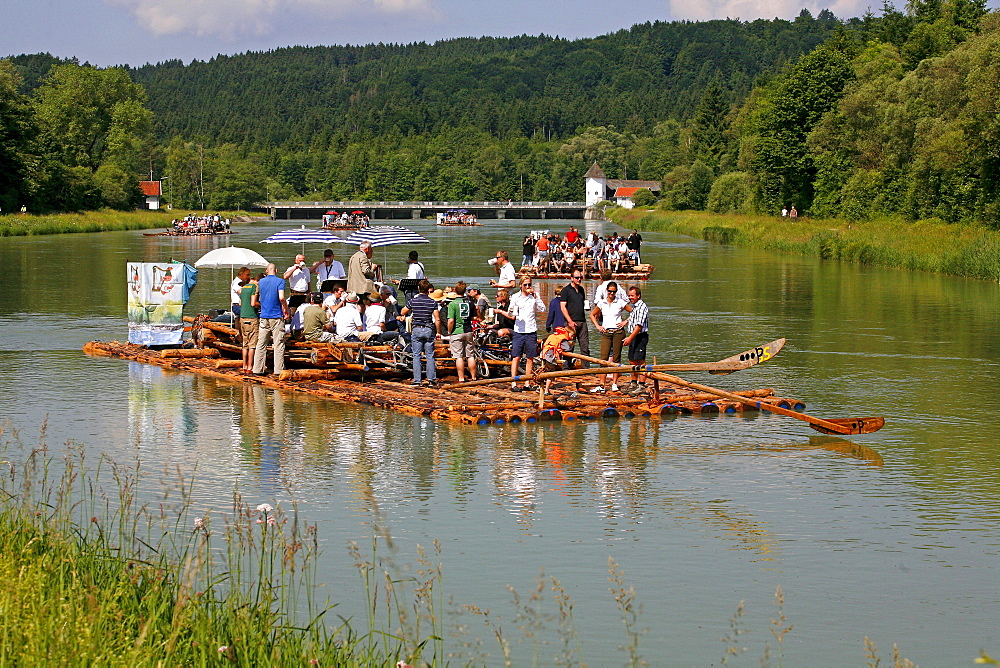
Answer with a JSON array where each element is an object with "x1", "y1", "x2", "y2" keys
[
  {"x1": 129, "y1": 16, "x2": 838, "y2": 147},
  {"x1": 3, "y1": 1, "x2": 997, "y2": 227}
]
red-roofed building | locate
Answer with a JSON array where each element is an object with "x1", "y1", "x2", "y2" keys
[
  {"x1": 613, "y1": 186, "x2": 656, "y2": 209},
  {"x1": 139, "y1": 181, "x2": 162, "y2": 210}
]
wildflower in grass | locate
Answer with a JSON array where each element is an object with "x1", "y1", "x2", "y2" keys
[
  {"x1": 194, "y1": 517, "x2": 204, "y2": 529},
  {"x1": 267, "y1": 516, "x2": 276, "y2": 526},
  {"x1": 256, "y1": 503, "x2": 273, "y2": 513},
  {"x1": 218, "y1": 646, "x2": 228, "y2": 653}
]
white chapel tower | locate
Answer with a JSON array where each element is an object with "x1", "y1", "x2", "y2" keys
[{"x1": 584, "y1": 161, "x2": 607, "y2": 206}]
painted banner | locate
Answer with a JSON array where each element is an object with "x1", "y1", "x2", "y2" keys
[{"x1": 127, "y1": 262, "x2": 197, "y2": 345}]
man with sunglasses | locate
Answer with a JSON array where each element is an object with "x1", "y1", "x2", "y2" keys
[
  {"x1": 495, "y1": 277, "x2": 545, "y2": 392},
  {"x1": 559, "y1": 269, "x2": 591, "y2": 367}
]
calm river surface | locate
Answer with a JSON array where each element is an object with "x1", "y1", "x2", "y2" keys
[{"x1": 1, "y1": 218, "x2": 998, "y2": 665}]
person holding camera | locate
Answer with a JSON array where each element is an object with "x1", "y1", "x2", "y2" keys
[
  {"x1": 488, "y1": 250, "x2": 516, "y2": 294},
  {"x1": 283, "y1": 254, "x2": 311, "y2": 295}
]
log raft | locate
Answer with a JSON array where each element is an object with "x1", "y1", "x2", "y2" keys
[{"x1": 82, "y1": 338, "x2": 806, "y2": 425}]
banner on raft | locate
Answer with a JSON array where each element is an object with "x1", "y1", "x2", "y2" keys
[{"x1": 127, "y1": 262, "x2": 198, "y2": 345}]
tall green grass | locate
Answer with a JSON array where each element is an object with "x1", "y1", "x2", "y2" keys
[
  {"x1": 0, "y1": 209, "x2": 265, "y2": 237},
  {"x1": 612, "y1": 210, "x2": 1000, "y2": 282}
]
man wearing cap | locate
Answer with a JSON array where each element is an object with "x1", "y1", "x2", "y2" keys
[
  {"x1": 303, "y1": 292, "x2": 340, "y2": 343},
  {"x1": 467, "y1": 286, "x2": 489, "y2": 320},
  {"x1": 399, "y1": 279, "x2": 440, "y2": 386},
  {"x1": 334, "y1": 292, "x2": 364, "y2": 342},
  {"x1": 283, "y1": 254, "x2": 311, "y2": 295},
  {"x1": 252, "y1": 263, "x2": 290, "y2": 375},
  {"x1": 348, "y1": 241, "x2": 378, "y2": 296},
  {"x1": 446, "y1": 282, "x2": 478, "y2": 383},
  {"x1": 311, "y1": 249, "x2": 346, "y2": 292}
]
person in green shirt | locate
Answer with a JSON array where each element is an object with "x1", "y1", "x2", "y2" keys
[
  {"x1": 302, "y1": 292, "x2": 339, "y2": 343},
  {"x1": 237, "y1": 269, "x2": 260, "y2": 373},
  {"x1": 447, "y1": 282, "x2": 478, "y2": 382}
]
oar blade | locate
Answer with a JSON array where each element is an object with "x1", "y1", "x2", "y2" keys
[
  {"x1": 709, "y1": 338, "x2": 786, "y2": 375},
  {"x1": 808, "y1": 417, "x2": 885, "y2": 435}
]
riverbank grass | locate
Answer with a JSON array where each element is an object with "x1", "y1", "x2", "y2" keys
[
  {"x1": 0, "y1": 443, "x2": 422, "y2": 666},
  {"x1": 611, "y1": 209, "x2": 1000, "y2": 282},
  {"x1": 0, "y1": 209, "x2": 266, "y2": 237}
]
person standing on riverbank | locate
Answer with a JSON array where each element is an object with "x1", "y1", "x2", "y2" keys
[{"x1": 253, "y1": 264, "x2": 290, "y2": 376}]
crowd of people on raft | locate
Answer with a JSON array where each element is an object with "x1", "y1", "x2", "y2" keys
[
  {"x1": 321, "y1": 212, "x2": 370, "y2": 228},
  {"x1": 171, "y1": 214, "x2": 232, "y2": 234},
  {"x1": 519, "y1": 227, "x2": 643, "y2": 274},
  {"x1": 228, "y1": 225, "x2": 651, "y2": 396},
  {"x1": 437, "y1": 212, "x2": 479, "y2": 225}
]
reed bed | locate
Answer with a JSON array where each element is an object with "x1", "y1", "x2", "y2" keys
[
  {"x1": 0, "y1": 209, "x2": 263, "y2": 237},
  {"x1": 612, "y1": 210, "x2": 1000, "y2": 282}
]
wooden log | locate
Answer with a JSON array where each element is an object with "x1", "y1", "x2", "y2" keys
[
  {"x1": 278, "y1": 368, "x2": 362, "y2": 381},
  {"x1": 161, "y1": 348, "x2": 220, "y2": 359},
  {"x1": 213, "y1": 359, "x2": 244, "y2": 368}
]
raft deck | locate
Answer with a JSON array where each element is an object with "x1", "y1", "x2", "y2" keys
[{"x1": 83, "y1": 340, "x2": 805, "y2": 425}]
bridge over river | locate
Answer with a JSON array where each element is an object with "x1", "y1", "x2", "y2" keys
[{"x1": 265, "y1": 200, "x2": 591, "y2": 221}]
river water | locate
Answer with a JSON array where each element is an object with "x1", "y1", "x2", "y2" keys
[{"x1": 1, "y1": 218, "x2": 997, "y2": 665}]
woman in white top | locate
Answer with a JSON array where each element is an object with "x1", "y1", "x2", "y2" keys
[{"x1": 588, "y1": 281, "x2": 632, "y2": 392}]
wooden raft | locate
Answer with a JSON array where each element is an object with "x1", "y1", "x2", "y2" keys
[
  {"x1": 518, "y1": 263, "x2": 653, "y2": 281},
  {"x1": 82, "y1": 340, "x2": 806, "y2": 425}
]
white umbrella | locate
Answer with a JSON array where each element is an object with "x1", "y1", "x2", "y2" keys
[
  {"x1": 195, "y1": 246, "x2": 270, "y2": 313},
  {"x1": 194, "y1": 246, "x2": 269, "y2": 269}
]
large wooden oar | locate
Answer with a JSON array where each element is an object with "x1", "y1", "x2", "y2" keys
[
  {"x1": 453, "y1": 339, "x2": 787, "y2": 389},
  {"x1": 564, "y1": 351, "x2": 884, "y2": 436}
]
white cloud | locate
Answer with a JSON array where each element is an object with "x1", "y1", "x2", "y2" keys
[
  {"x1": 665, "y1": 0, "x2": 867, "y2": 22},
  {"x1": 108, "y1": 0, "x2": 438, "y2": 39}
]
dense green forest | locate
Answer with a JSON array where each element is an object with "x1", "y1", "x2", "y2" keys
[{"x1": 2, "y1": 0, "x2": 998, "y2": 227}]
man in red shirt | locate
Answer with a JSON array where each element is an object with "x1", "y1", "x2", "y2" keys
[{"x1": 566, "y1": 226, "x2": 579, "y2": 244}]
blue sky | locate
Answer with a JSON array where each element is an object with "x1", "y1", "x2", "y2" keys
[{"x1": 4, "y1": 0, "x2": 999, "y2": 67}]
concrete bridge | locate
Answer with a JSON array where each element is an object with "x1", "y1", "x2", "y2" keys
[{"x1": 264, "y1": 200, "x2": 590, "y2": 221}]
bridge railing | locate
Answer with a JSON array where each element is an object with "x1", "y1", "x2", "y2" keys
[{"x1": 264, "y1": 201, "x2": 587, "y2": 208}]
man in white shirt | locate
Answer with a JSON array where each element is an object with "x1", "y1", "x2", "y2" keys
[
  {"x1": 495, "y1": 276, "x2": 545, "y2": 392},
  {"x1": 283, "y1": 254, "x2": 311, "y2": 294},
  {"x1": 311, "y1": 249, "x2": 346, "y2": 292},
  {"x1": 334, "y1": 292, "x2": 364, "y2": 342},
  {"x1": 489, "y1": 250, "x2": 517, "y2": 294},
  {"x1": 405, "y1": 250, "x2": 425, "y2": 280}
]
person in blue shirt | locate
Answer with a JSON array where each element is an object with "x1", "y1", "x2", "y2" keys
[{"x1": 252, "y1": 263, "x2": 290, "y2": 375}]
